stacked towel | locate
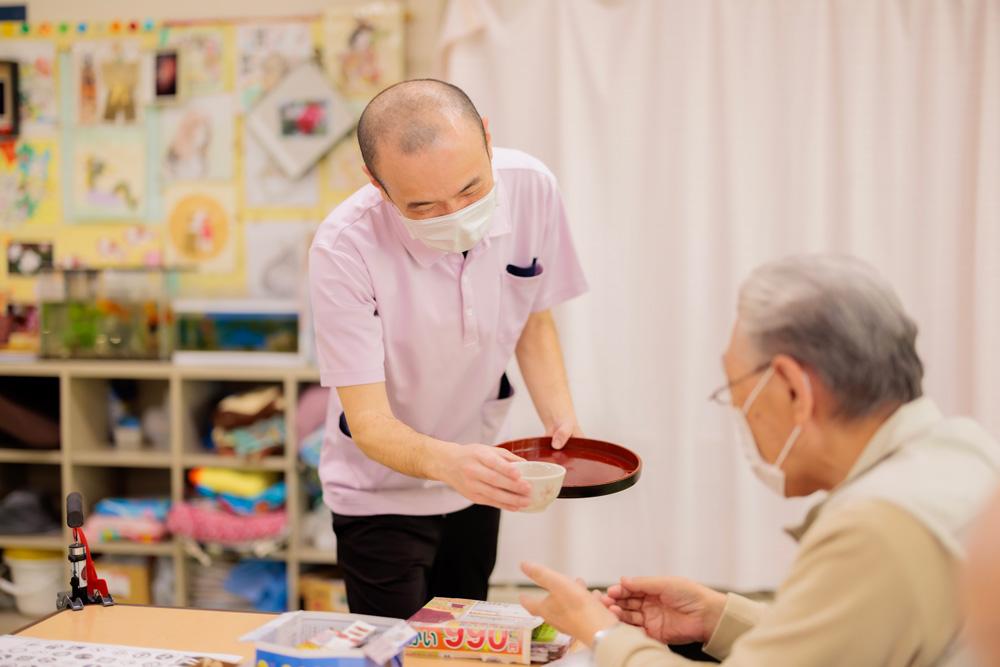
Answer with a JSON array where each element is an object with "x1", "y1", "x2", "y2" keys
[{"x1": 210, "y1": 387, "x2": 286, "y2": 458}]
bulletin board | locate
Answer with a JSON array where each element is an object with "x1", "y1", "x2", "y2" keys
[{"x1": 0, "y1": 2, "x2": 405, "y2": 305}]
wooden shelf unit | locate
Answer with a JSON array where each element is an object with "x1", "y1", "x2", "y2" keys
[{"x1": 0, "y1": 361, "x2": 327, "y2": 610}]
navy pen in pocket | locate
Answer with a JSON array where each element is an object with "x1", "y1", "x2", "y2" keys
[{"x1": 506, "y1": 257, "x2": 538, "y2": 278}]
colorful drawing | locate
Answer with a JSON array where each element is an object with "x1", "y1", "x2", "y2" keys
[
  {"x1": 242, "y1": 127, "x2": 318, "y2": 208},
  {"x1": 0, "y1": 139, "x2": 59, "y2": 226},
  {"x1": 236, "y1": 21, "x2": 313, "y2": 111},
  {"x1": 73, "y1": 40, "x2": 151, "y2": 125},
  {"x1": 0, "y1": 40, "x2": 58, "y2": 133},
  {"x1": 244, "y1": 221, "x2": 317, "y2": 298},
  {"x1": 165, "y1": 185, "x2": 237, "y2": 273},
  {"x1": 168, "y1": 26, "x2": 230, "y2": 97},
  {"x1": 7, "y1": 240, "x2": 53, "y2": 275},
  {"x1": 71, "y1": 129, "x2": 146, "y2": 219},
  {"x1": 325, "y1": 1, "x2": 405, "y2": 101},
  {"x1": 160, "y1": 93, "x2": 235, "y2": 181}
]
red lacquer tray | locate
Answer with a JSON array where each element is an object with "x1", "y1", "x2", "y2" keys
[{"x1": 497, "y1": 437, "x2": 642, "y2": 498}]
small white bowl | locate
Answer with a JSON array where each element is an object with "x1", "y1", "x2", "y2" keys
[{"x1": 513, "y1": 461, "x2": 566, "y2": 513}]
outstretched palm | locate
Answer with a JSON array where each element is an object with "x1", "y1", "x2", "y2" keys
[{"x1": 605, "y1": 576, "x2": 724, "y2": 645}]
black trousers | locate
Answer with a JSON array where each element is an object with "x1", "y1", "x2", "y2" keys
[{"x1": 332, "y1": 504, "x2": 501, "y2": 620}]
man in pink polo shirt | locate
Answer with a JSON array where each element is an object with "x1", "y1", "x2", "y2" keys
[{"x1": 308, "y1": 79, "x2": 588, "y2": 619}]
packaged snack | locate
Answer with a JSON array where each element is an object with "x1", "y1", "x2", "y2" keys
[{"x1": 406, "y1": 598, "x2": 542, "y2": 665}]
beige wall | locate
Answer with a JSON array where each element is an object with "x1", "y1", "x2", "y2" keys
[{"x1": 23, "y1": 0, "x2": 446, "y2": 78}]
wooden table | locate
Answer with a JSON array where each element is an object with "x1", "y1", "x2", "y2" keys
[{"x1": 14, "y1": 604, "x2": 463, "y2": 665}]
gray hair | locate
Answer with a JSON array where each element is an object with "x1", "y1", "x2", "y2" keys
[{"x1": 737, "y1": 254, "x2": 924, "y2": 420}]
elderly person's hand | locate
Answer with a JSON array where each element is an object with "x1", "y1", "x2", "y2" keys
[
  {"x1": 520, "y1": 562, "x2": 618, "y2": 646},
  {"x1": 602, "y1": 576, "x2": 726, "y2": 645}
]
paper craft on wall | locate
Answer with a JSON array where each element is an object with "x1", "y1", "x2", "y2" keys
[
  {"x1": 165, "y1": 184, "x2": 237, "y2": 273},
  {"x1": 244, "y1": 220, "x2": 317, "y2": 298},
  {"x1": 72, "y1": 40, "x2": 152, "y2": 125},
  {"x1": 236, "y1": 21, "x2": 313, "y2": 112},
  {"x1": 242, "y1": 127, "x2": 319, "y2": 208},
  {"x1": 0, "y1": 40, "x2": 57, "y2": 134},
  {"x1": 160, "y1": 93, "x2": 235, "y2": 181},
  {"x1": 168, "y1": 26, "x2": 230, "y2": 97},
  {"x1": 0, "y1": 7, "x2": 405, "y2": 291},
  {"x1": 71, "y1": 128, "x2": 147, "y2": 220},
  {"x1": 247, "y1": 62, "x2": 354, "y2": 180},
  {"x1": 325, "y1": 0, "x2": 405, "y2": 101},
  {"x1": 0, "y1": 138, "x2": 59, "y2": 226}
]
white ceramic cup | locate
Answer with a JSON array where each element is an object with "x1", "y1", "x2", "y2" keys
[{"x1": 513, "y1": 461, "x2": 566, "y2": 513}]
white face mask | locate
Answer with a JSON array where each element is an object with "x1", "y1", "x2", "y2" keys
[
  {"x1": 731, "y1": 366, "x2": 805, "y2": 496},
  {"x1": 395, "y1": 185, "x2": 497, "y2": 254}
]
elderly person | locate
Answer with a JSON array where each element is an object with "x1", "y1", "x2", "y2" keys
[
  {"x1": 521, "y1": 255, "x2": 1000, "y2": 666},
  {"x1": 963, "y1": 490, "x2": 1000, "y2": 667}
]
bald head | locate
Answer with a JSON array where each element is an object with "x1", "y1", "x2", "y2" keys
[
  {"x1": 357, "y1": 79, "x2": 487, "y2": 186},
  {"x1": 964, "y1": 490, "x2": 1000, "y2": 666}
]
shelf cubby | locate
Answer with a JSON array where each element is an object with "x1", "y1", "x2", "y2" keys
[{"x1": 0, "y1": 362, "x2": 325, "y2": 612}]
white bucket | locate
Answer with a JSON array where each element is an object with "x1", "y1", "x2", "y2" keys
[{"x1": 0, "y1": 550, "x2": 64, "y2": 617}]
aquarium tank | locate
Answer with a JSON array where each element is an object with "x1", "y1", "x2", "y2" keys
[{"x1": 38, "y1": 269, "x2": 177, "y2": 360}]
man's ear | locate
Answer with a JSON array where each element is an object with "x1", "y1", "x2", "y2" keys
[
  {"x1": 772, "y1": 354, "x2": 814, "y2": 425},
  {"x1": 363, "y1": 165, "x2": 390, "y2": 201},
  {"x1": 483, "y1": 115, "x2": 493, "y2": 158}
]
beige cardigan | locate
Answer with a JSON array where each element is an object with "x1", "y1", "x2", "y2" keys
[{"x1": 596, "y1": 398, "x2": 1000, "y2": 667}]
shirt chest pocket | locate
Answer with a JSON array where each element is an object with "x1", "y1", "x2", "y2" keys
[{"x1": 498, "y1": 264, "x2": 545, "y2": 344}]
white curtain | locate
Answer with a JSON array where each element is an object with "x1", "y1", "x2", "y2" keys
[{"x1": 439, "y1": 0, "x2": 1000, "y2": 590}]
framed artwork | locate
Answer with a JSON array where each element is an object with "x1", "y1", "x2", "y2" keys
[
  {"x1": 70, "y1": 128, "x2": 147, "y2": 220},
  {"x1": 0, "y1": 41, "x2": 56, "y2": 134},
  {"x1": 6, "y1": 240, "x2": 53, "y2": 276},
  {"x1": 168, "y1": 26, "x2": 229, "y2": 97},
  {"x1": 325, "y1": 1, "x2": 405, "y2": 102},
  {"x1": 72, "y1": 40, "x2": 152, "y2": 126},
  {"x1": 0, "y1": 139, "x2": 59, "y2": 226},
  {"x1": 236, "y1": 21, "x2": 313, "y2": 111},
  {"x1": 160, "y1": 93, "x2": 235, "y2": 181},
  {"x1": 246, "y1": 62, "x2": 354, "y2": 180},
  {"x1": 155, "y1": 49, "x2": 180, "y2": 102},
  {"x1": 0, "y1": 60, "x2": 20, "y2": 138}
]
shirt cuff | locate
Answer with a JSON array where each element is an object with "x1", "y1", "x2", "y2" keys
[
  {"x1": 702, "y1": 593, "x2": 768, "y2": 660},
  {"x1": 593, "y1": 624, "x2": 667, "y2": 667},
  {"x1": 320, "y1": 368, "x2": 386, "y2": 388}
]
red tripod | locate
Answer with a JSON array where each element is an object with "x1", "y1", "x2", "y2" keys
[{"x1": 57, "y1": 492, "x2": 114, "y2": 611}]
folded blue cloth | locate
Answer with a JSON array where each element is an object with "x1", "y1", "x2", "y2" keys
[
  {"x1": 93, "y1": 497, "x2": 171, "y2": 522},
  {"x1": 193, "y1": 481, "x2": 286, "y2": 516}
]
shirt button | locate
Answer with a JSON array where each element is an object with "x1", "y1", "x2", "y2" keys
[{"x1": 466, "y1": 308, "x2": 473, "y2": 316}]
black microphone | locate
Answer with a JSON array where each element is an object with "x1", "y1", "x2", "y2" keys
[{"x1": 67, "y1": 492, "x2": 84, "y2": 529}]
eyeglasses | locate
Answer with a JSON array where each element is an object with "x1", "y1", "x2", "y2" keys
[{"x1": 707, "y1": 362, "x2": 772, "y2": 406}]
